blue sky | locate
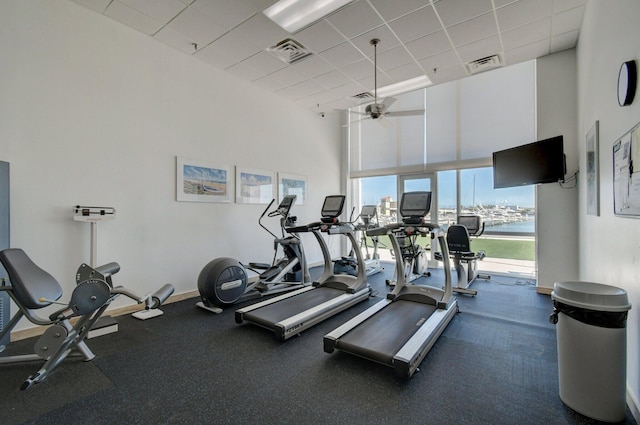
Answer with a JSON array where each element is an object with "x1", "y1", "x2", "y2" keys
[{"x1": 361, "y1": 168, "x2": 535, "y2": 208}]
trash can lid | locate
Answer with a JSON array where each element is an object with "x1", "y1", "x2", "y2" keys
[{"x1": 551, "y1": 281, "x2": 631, "y2": 312}]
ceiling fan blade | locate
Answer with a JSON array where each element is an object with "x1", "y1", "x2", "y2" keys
[
  {"x1": 344, "y1": 116, "x2": 372, "y2": 126},
  {"x1": 349, "y1": 110, "x2": 369, "y2": 116},
  {"x1": 385, "y1": 109, "x2": 425, "y2": 117},
  {"x1": 381, "y1": 97, "x2": 397, "y2": 109},
  {"x1": 378, "y1": 115, "x2": 392, "y2": 128}
]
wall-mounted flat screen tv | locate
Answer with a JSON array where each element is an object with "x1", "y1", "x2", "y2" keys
[{"x1": 492, "y1": 135, "x2": 565, "y2": 189}]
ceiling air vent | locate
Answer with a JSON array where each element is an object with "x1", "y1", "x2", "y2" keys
[
  {"x1": 351, "y1": 92, "x2": 375, "y2": 101},
  {"x1": 267, "y1": 38, "x2": 312, "y2": 65},
  {"x1": 466, "y1": 54, "x2": 504, "y2": 74}
]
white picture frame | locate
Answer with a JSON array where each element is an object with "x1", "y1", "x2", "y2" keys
[
  {"x1": 278, "y1": 173, "x2": 307, "y2": 205},
  {"x1": 176, "y1": 157, "x2": 232, "y2": 203},
  {"x1": 235, "y1": 167, "x2": 275, "y2": 204}
]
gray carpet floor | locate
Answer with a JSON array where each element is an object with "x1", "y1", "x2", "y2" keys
[{"x1": 0, "y1": 264, "x2": 636, "y2": 425}]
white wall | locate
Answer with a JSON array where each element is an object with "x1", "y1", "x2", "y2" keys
[
  {"x1": 535, "y1": 50, "x2": 579, "y2": 291},
  {"x1": 0, "y1": 0, "x2": 342, "y2": 329},
  {"x1": 577, "y1": 0, "x2": 640, "y2": 416}
]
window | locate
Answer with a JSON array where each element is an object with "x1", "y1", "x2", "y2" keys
[{"x1": 460, "y1": 167, "x2": 534, "y2": 235}]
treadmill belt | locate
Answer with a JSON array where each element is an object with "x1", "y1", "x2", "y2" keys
[
  {"x1": 336, "y1": 300, "x2": 437, "y2": 365},
  {"x1": 244, "y1": 287, "x2": 346, "y2": 325}
]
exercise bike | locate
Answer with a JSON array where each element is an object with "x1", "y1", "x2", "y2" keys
[
  {"x1": 333, "y1": 205, "x2": 384, "y2": 277},
  {"x1": 385, "y1": 214, "x2": 431, "y2": 286},
  {"x1": 197, "y1": 195, "x2": 309, "y2": 312}
]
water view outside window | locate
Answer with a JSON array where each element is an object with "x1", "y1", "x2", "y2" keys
[{"x1": 358, "y1": 167, "x2": 535, "y2": 235}]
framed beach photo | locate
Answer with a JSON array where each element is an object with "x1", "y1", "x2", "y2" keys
[
  {"x1": 236, "y1": 167, "x2": 275, "y2": 204},
  {"x1": 278, "y1": 173, "x2": 307, "y2": 205},
  {"x1": 176, "y1": 157, "x2": 232, "y2": 203}
]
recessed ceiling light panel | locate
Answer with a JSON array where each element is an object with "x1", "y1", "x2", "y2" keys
[{"x1": 263, "y1": 0, "x2": 354, "y2": 33}]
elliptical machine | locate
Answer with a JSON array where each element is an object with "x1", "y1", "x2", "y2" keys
[
  {"x1": 197, "y1": 195, "x2": 309, "y2": 312},
  {"x1": 333, "y1": 205, "x2": 384, "y2": 277}
]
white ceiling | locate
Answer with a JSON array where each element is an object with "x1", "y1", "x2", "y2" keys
[{"x1": 71, "y1": 0, "x2": 586, "y2": 113}]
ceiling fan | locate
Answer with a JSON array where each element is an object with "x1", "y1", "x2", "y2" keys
[{"x1": 351, "y1": 39, "x2": 425, "y2": 128}]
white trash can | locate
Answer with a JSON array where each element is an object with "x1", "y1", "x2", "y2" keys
[{"x1": 550, "y1": 281, "x2": 631, "y2": 423}]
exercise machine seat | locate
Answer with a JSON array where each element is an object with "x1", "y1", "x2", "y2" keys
[
  {"x1": 0, "y1": 249, "x2": 63, "y2": 310},
  {"x1": 447, "y1": 225, "x2": 474, "y2": 255},
  {"x1": 447, "y1": 215, "x2": 488, "y2": 295}
]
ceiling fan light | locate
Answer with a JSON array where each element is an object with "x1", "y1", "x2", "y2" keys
[
  {"x1": 264, "y1": 0, "x2": 354, "y2": 33},
  {"x1": 376, "y1": 76, "x2": 432, "y2": 98}
]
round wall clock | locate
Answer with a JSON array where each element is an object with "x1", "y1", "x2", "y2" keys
[{"x1": 617, "y1": 60, "x2": 637, "y2": 106}]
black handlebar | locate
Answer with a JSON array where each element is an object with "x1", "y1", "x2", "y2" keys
[{"x1": 94, "y1": 262, "x2": 120, "y2": 276}]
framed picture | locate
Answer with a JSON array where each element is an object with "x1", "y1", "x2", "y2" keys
[
  {"x1": 176, "y1": 157, "x2": 232, "y2": 203},
  {"x1": 236, "y1": 167, "x2": 275, "y2": 204},
  {"x1": 613, "y1": 122, "x2": 640, "y2": 217},
  {"x1": 278, "y1": 173, "x2": 307, "y2": 205},
  {"x1": 586, "y1": 121, "x2": 600, "y2": 216}
]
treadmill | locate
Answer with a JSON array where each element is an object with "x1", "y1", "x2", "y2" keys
[
  {"x1": 235, "y1": 195, "x2": 372, "y2": 341},
  {"x1": 323, "y1": 191, "x2": 458, "y2": 379}
]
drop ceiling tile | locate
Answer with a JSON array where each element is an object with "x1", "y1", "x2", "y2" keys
[
  {"x1": 418, "y1": 49, "x2": 461, "y2": 75},
  {"x1": 194, "y1": 31, "x2": 262, "y2": 69},
  {"x1": 190, "y1": 0, "x2": 256, "y2": 31},
  {"x1": 325, "y1": 97, "x2": 359, "y2": 111},
  {"x1": 73, "y1": 0, "x2": 588, "y2": 113},
  {"x1": 433, "y1": 0, "x2": 493, "y2": 27},
  {"x1": 325, "y1": 1, "x2": 385, "y2": 39},
  {"x1": 312, "y1": 70, "x2": 353, "y2": 90},
  {"x1": 328, "y1": 82, "x2": 369, "y2": 102},
  {"x1": 385, "y1": 62, "x2": 425, "y2": 82},
  {"x1": 552, "y1": 6, "x2": 584, "y2": 35},
  {"x1": 377, "y1": 46, "x2": 414, "y2": 71},
  {"x1": 405, "y1": 31, "x2": 452, "y2": 61},
  {"x1": 105, "y1": 1, "x2": 164, "y2": 34},
  {"x1": 369, "y1": 0, "x2": 430, "y2": 21},
  {"x1": 293, "y1": 20, "x2": 347, "y2": 53},
  {"x1": 290, "y1": 55, "x2": 335, "y2": 78},
  {"x1": 387, "y1": 6, "x2": 442, "y2": 43},
  {"x1": 72, "y1": 0, "x2": 114, "y2": 13},
  {"x1": 553, "y1": 0, "x2": 587, "y2": 14},
  {"x1": 456, "y1": 35, "x2": 502, "y2": 63},
  {"x1": 119, "y1": 0, "x2": 187, "y2": 22},
  {"x1": 154, "y1": 25, "x2": 200, "y2": 53},
  {"x1": 501, "y1": 17, "x2": 552, "y2": 51},
  {"x1": 241, "y1": 0, "x2": 276, "y2": 11},
  {"x1": 267, "y1": 66, "x2": 308, "y2": 86},
  {"x1": 318, "y1": 42, "x2": 366, "y2": 68},
  {"x1": 425, "y1": 63, "x2": 468, "y2": 85},
  {"x1": 252, "y1": 73, "x2": 290, "y2": 92},
  {"x1": 234, "y1": 13, "x2": 290, "y2": 50},
  {"x1": 496, "y1": 0, "x2": 553, "y2": 32},
  {"x1": 550, "y1": 29, "x2": 579, "y2": 53},
  {"x1": 351, "y1": 26, "x2": 399, "y2": 56},
  {"x1": 447, "y1": 12, "x2": 498, "y2": 47},
  {"x1": 277, "y1": 80, "x2": 325, "y2": 100},
  {"x1": 358, "y1": 72, "x2": 393, "y2": 92},
  {"x1": 493, "y1": 0, "x2": 519, "y2": 7},
  {"x1": 166, "y1": 4, "x2": 227, "y2": 45},
  {"x1": 225, "y1": 51, "x2": 286, "y2": 81},
  {"x1": 504, "y1": 39, "x2": 549, "y2": 65},
  {"x1": 341, "y1": 59, "x2": 374, "y2": 81}
]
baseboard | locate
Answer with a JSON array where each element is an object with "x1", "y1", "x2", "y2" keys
[
  {"x1": 628, "y1": 387, "x2": 640, "y2": 423},
  {"x1": 9, "y1": 289, "x2": 199, "y2": 342},
  {"x1": 536, "y1": 286, "x2": 553, "y2": 295}
]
